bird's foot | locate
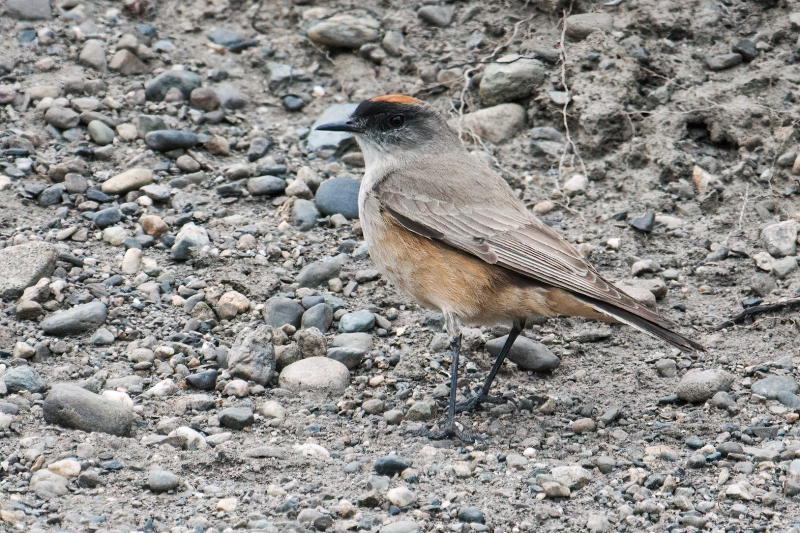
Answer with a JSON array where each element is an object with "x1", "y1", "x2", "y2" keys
[
  {"x1": 455, "y1": 390, "x2": 509, "y2": 413},
  {"x1": 407, "y1": 424, "x2": 482, "y2": 443}
]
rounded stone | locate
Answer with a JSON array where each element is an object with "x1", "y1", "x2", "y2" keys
[
  {"x1": 278, "y1": 357, "x2": 350, "y2": 394},
  {"x1": 189, "y1": 87, "x2": 220, "y2": 111},
  {"x1": 41, "y1": 301, "x2": 107, "y2": 336},
  {"x1": 751, "y1": 375, "x2": 799, "y2": 400},
  {"x1": 144, "y1": 130, "x2": 199, "y2": 151},
  {"x1": 315, "y1": 177, "x2": 360, "y2": 219},
  {"x1": 677, "y1": 369, "x2": 734, "y2": 403},
  {"x1": 148, "y1": 470, "x2": 181, "y2": 492},
  {"x1": 338, "y1": 310, "x2": 375, "y2": 333},
  {"x1": 486, "y1": 335, "x2": 560, "y2": 372},
  {"x1": 101, "y1": 168, "x2": 153, "y2": 195}
]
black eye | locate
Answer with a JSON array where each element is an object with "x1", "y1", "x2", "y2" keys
[{"x1": 389, "y1": 115, "x2": 404, "y2": 128}]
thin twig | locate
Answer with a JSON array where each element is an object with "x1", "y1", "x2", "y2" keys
[{"x1": 715, "y1": 297, "x2": 800, "y2": 330}]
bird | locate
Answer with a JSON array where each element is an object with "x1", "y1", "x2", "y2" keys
[{"x1": 316, "y1": 94, "x2": 705, "y2": 441}]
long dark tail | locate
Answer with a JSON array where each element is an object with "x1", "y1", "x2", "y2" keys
[{"x1": 579, "y1": 296, "x2": 706, "y2": 353}]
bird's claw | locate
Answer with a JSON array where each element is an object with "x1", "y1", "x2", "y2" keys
[
  {"x1": 407, "y1": 424, "x2": 483, "y2": 443},
  {"x1": 455, "y1": 391, "x2": 508, "y2": 413}
]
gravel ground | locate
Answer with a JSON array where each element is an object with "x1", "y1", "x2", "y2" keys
[{"x1": 1, "y1": 0, "x2": 800, "y2": 532}]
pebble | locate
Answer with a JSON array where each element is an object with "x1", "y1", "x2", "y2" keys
[
  {"x1": 30, "y1": 469, "x2": 69, "y2": 498},
  {"x1": 145, "y1": 70, "x2": 202, "y2": 101},
  {"x1": 148, "y1": 470, "x2": 181, "y2": 492},
  {"x1": 48, "y1": 458, "x2": 81, "y2": 478},
  {"x1": 41, "y1": 301, "x2": 107, "y2": 336},
  {"x1": 141, "y1": 215, "x2": 168, "y2": 238},
  {"x1": 278, "y1": 356, "x2": 350, "y2": 394},
  {"x1": 93, "y1": 207, "x2": 122, "y2": 228},
  {"x1": 297, "y1": 258, "x2": 345, "y2": 288},
  {"x1": 263, "y1": 297, "x2": 304, "y2": 328},
  {"x1": 315, "y1": 177, "x2": 360, "y2": 219},
  {"x1": 705, "y1": 53, "x2": 742, "y2": 71},
  {"x1": 386, "y1": 487, "x2": 415, "y2": 507},
  {"x1": 101, "y1": 168, "x2": 153, "y2": 195},
  {"x1": 171, "y1": 223, "x2": 209, "y2": 260},
  {"x1": 218, "y1": 407, "x2": 255, "y2": 430},
  {"x1": 44, "y1": 107, "x2": 80, "y2": 129},
  {"x1": 677, "y1": 368, "x2": 734, "y2": 403},
  {"x1": 293, "y1": 199, "x2": 320, "y2": 230},
  {"x1": 3, "y1": 366, "x2": 47, "y2": 393},
  {"x1": 630, "y1": 212, "x2": 655, "y2": 232},
  {"x1": 307, "y1": 14, "x2": 380, "y2": 49},
  {"x1": 145, "y1": 130, "x2": 199, "y2": 151},
  {"x1": 565, "y1": 13, "x2": 613, "y2": 40},
  {"x1": 447, "y1": 103, "x2": 526, "y2": 144},
  {"x1": 186, "y1": 369, "x2": 217, "y2": 390},
  {"x1": 480, "y1": 55, "x2": 545, "y2": 106},
  {"x1": 39, "y1": 184, "x2": 65, "y2": 206},
  {"x1": 301, "y1": 303, "x2": 334, "y2": 332},
  {"x1": 761, "y1": 220, "x2": 797, "y2": 257},
  {"x1": 551, "y1": 464, "x2": 592, "y2": 489},
  {"x1": 457, "y1": 507, "x2": 485, "y2": 524},
  {"x1": 78, "y1": 40, "x2": 107, "y2": 71},
  {"x1": 43, "y1": 383, "x2": 133, "y2": 436},
  {"x1": 308, "y1": 104, "x2": 359, "y2": 152},
  {"x1": 374, "y1": 455, "x2": 411, "y2": 476},
  {"x1": 339, "y1": 310, "x2": 375, "y2": 333},
  {"x1": 485, "y1": 335, "x2": 560, "y2": 372},
  {"x1": 379, "y1": 522, "x2": 420, "y2": 533},
  {"x1": 296, "y1": 327, "x2": 326, "y2": 358},
  {"x1": 0, "y1": 242, "x2": 58, "y2": 299},
  {"x1": 208, "y1": 27, "x2": 243, "y2": 47},
  {"x1": 215, "y1": 83, "x2": 247, "y2": 109},
  {"x1": 108, "y1": 50, "x2": 148, "y2": 75},
  {"x1": 90, "y1": 328, "x2": 115, "y2": 345},
  {"x1": 751, "y1": 375, "x2": 799, "y2": 399},
  {"x1": 405, "y1": 398, "x2": 437, "y2": 421},
  {"x1": 418, "y1": 5, "x2": 452, "y2": 26},
  {"x1": 226, "y1": 325, "x2": 275, "y2": 385},
  {"x1": 5, "y1": 0, "x2": 52, "y2": 20},
  {"x1": 572, "y1": 418, "x2": 596, "y2": 433},
  {"x1": 87, "y1": 120, "x2": 115, "y2": 145}
]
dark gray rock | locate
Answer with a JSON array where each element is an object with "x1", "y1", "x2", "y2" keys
[
  {"x1": 751, "y1": 375, "x2": 799, "y2": 400},
  {"x1": 418, "y1": 5, "x2": 452, "y2": 26},
  {"x1": 41, "y1": 301, "x2": 107, "y2": 336},
  {"x1": 44, "y1": 106, "x2": 80, "y2": 129},
  {"x1": 136, "y1": 115, "x2": 166, "y2": 137},
  {"x1": 247, "y1": 176, "x2": 285, "y2": 196},
  {"x1": 308, "y1": 104, "x2": 358, "y2": 152},
  {"x1": 374, "y1": 455, "x2": 412, "y2": 476},
  {"x1": 247, "y1": 138, "x2": 271, "y2": 161},
  {"x1": 5, "y1": 0, "x2": 52, "y2": 20},
  {"x1": 145, "y1": 70, "x2": 202, "y2": 101},
  {"x1": 43, "y1": 383, "x2": 133, "y2": 436},
  {"x1": 457, "y1": 507, "x2": 485, "y2": 524},
  {"x1": 327, "y1": 347, "x2": 364, "y2": 370},
  {"x1": 218, "y1": 407, "x2": 254, "y2": 430},
  {"x1": 39, "y1": 184, "x2": 66, "y2": 206},
  {"x1": 732, "y1": 40, "x2": 757, "y2": 62},
  {"x1": 226, "y1": 325, "x2": 275, "y2": 385},
  {"x1": 339, "y1": 311, "x2": 375, "y2": 333},
  {"x1": 207, "y1": 27, "x2": 243, "y2": 46},
  {"x1": 486, "y1": 335, "x2": 561, "y2": 372},
  {"x1": 263, "y1": 297, "x2": 304, "y2": 328},
  {"x1": 302, "y1": 303, "x2": 333, "y2": 332},
  {"x1": 145, "y1": 130, "x2": 199, "y2": 151},
  {"x1": 3, "y1": 366, "x2": 47, "y2": 393},
  {"x1": 296, "y1": 258, "x2": 345, "y2": 288},
  {"x1": 315, "y1": 177, "x2": 360, "y2": 219},
  {"x1": 630, "y1": 212, "x2": 655, "y2": 232},
  {"x1": 0, "y1": 242, "x2": 58, "y2": 299},
  {"x1": 93, "y1": 208, "x2": 122, "y2": 228},
  {"x1": 186, "y1": 369, "x2": 217, "y2": 390},
  {"x1": 292, "y1": 199, "x2": 320, "y2": 231},
  {"x1": 777, "y1": 391, "x2": 800, "y2": 409},
  {"x1": 215, "y1": 84, "x2": 247, "y2": 109}
]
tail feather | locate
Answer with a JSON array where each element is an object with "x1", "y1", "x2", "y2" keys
[{"x1": 579, "y1": 296, "x2": 706, "y2": 353}]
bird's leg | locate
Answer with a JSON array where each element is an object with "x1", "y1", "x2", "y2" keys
[
  {"x1": 456, "y1": 322, "x2": 522, "y2": 413},
  {"x1": 408, "y1": 311, "x2": 479, "y2": 442}
]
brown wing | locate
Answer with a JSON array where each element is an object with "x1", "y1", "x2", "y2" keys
[{"x1": 379, "y1": 189, "x2": 678, "y2": 332}]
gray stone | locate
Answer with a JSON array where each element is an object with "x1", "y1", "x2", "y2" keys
[
  {"x1": 457, "y1": 507, "x2": 484, "y2": 524},
  {"x1": 171, "y1": 223, "x2": 209, "y2": 260},
  {"x1": 315, "y1": 177, "x2": 360, "y2": 219},
  {"x1": 41, "y1": 301, "x2": 107, "y2": 336},
  {"x1": 379, "y1": 522, "x2": 420, "y2": 533},
  {"x1": 418, "y1": 5, "x2": 452, "y2": 26},
  {"x1": 772, "y1": 256, "x2": 798, "y2": 279},
  {"x1": 3, "y1": 366, "x2": 46, "y2": 393},
  {"x1": 208, "y1": 27, "x2": 243, "y2": 46},
  {"x1": 87, "y1": 120, "x2": 115, "y2": 145},
  {"x1": 108, "y1": 50, "x2": 148, "y2": 75},
  {"x1": 30, "y1": 470, "x2": 68, "y2": 499},
  {"x1": 79, "y1": 40, "x2": 107, "y2": 70},
  {"x1": 405, "y1": 397, "x2": 437, "y2": 421},
  {"x1": 215, "y1": 84, "x2": 247, "y2": 109},
  {"x1": 301, "y1": 303, "x2": 333, "y2": 332},
  {"x1": 307, "y1": 14, "x2": 379, "y2": 49},
  {"x1": 761, "y1": 221, "x2": 797, "y2": 258},
  {"x1": 551, "y1": 464, "x2": 592, "y2": 489},
  {"x1": 145, "y1": 130, "x2": 199, "y2": 151},
  {"x1": 705, "y1": 53, "x2": 743, "y2": 71},
  {"x1": 43, "y1": 383, "x2": 133, "y2": 436},
  {"x1": 226, "y1": 325, "x2": 275, "y2": 386},
  {"x1": 448, "y1": 103, "x2": 526, "y2": 144},
  {"x1": 135, "y1": 115, "x2": 166, "y2": 137},
  {"x1": 39, "y1": 184, "x2": 65, "y2": 206},
  {"x1": 93, "y1": 208, "x2": 122, "y2": 228},
  {"x1": 339, "y1": 310, "x2": 375, "y2": 333},
  {"x1": 655, "y1": 358, "x2": 677, "y2": 378},
  {"x1": 292, "y1": 199, "x2": 320, "y2": 230},
  {"x1": 148, "y1": 470, "x2": 181, "y2": 492},
  {"x1": 296, "y1": 258, "x2": 345, "y2": 288},
  {"x1": 218, "y1": 407, "x2": 254, "y2": 430},
  {"x1": 777, "y1": 391, "x2": 800, "y2": 409},
  {"x1": 565, "y1": 13, "x2": 613, "y2": 40},
  {"x1": 677, "y1": 368, "x2": 734, "y2": 403},
  {"x1": 145, "y1": 70, "x2": 202, "y2": 101},
  {"x1": 333, "y1": 332, "x2": 373, "y2": 352},
  {"x1": 90, "y1": 328, "x2": 115, "y2": 345},
  {"x1": 327, "y1": 347, "x2": 364, "y2": 370},
  {"x1": 486, "y1": 335, "x2": 560, "y2": 372},
  {"x1": 247, "y1": 176, "x2": 286, "y2": 196},
  {"x1": 751, "y1": 375, "x2": 799, "y2": 400},
  {"x1": 44, "y1": 107, "x2": 80, "y2": 129},
  {"x1": 479, "y1": 56, "x2": 545, "y2": 105},
  {"x1": 308, "y1": 104, "x2": 358, "y2": 151},
  {"x1": 263, "y1": 297, "x2": 304, "y2": 328},
  {"x1": 374, "y1": 455, "x2": 412, "y2": 476},
  {"x1": 102, "y1": 168, "x2": 153, "y2": 195},
  {"x1": 5, "y1": 0, "x2": 51, "y2": 19},
  {"x1": 247, "y1": 138, "x2": 271, "y2": 161},
  {"x1": 186, "y1": 369, "x2": 217, "y2": 390},
  {"x1": 0, "y1": 242, "x2": 58, "y2": 299},
  {"x1": 278, "y1": 356, "x2": 350, "y2": 394},
  {"x1": 296, "y1": 327, "x2": 326, "y2": 358}
]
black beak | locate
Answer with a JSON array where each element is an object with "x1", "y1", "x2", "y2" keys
[{"x1": 315, "y1": 121, "x2": 362, "y2": 133}]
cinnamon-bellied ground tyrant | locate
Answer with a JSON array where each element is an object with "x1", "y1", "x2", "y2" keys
[{"x1": 316, "y1": 95, "x2": 705, "y2": 442}]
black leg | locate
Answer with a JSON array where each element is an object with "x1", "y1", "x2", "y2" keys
[{"x1": 456, "y1": 323, "x2": 522, "y2": 413}]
